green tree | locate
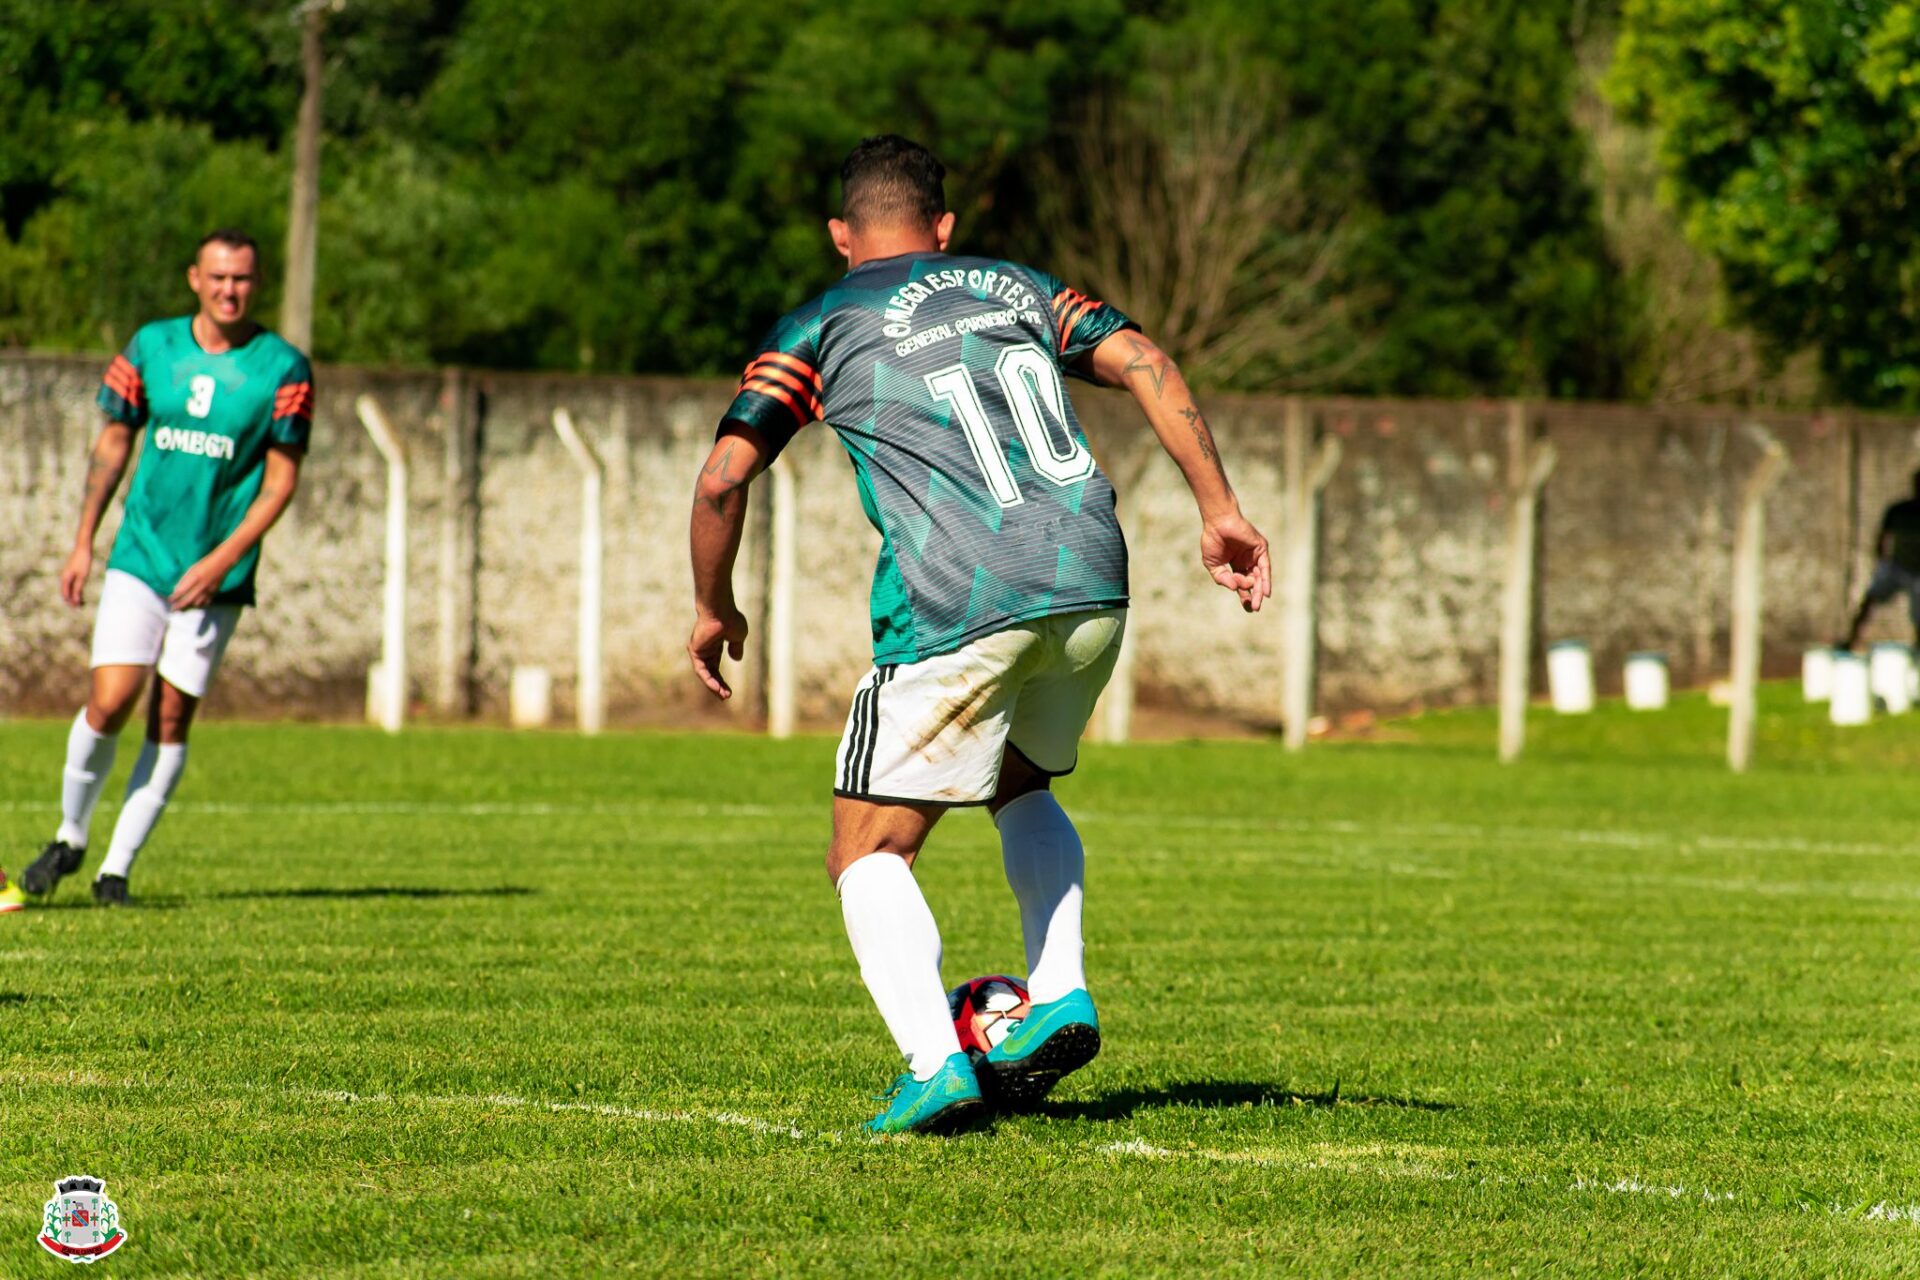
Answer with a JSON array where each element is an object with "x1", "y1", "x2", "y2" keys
[
  {"x1": 0, "y1": 118, "x2": 285, "y2": 350},
  {"x1": 0, "y1": 2, "x2": 289, "y2": 236},
  {"x1": 418, "y1": 0, "x2": 1130, "y2": 373},
  {"x1": 1169, "y1": 0, "x2": 1629, "y2": 397},
  {"x1": 1613, "y1": 0, "x2": 1920, "y2": 404}
]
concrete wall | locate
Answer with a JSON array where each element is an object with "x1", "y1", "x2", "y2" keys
[{"x1": 5, "y1": 351, "x2": 1917, "y2": 727}]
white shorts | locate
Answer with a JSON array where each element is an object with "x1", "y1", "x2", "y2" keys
[
  {"x1": 834, "y1": 608, "x2": 1126, "y2": 807},
  {"x1": 89, "y1": 569, "x2": 242, "y2": 699}
]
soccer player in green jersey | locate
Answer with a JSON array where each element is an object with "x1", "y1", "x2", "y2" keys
[
  {"x1": 22, "y1": 229, "x2": 313, "y2": 907},
  {"x1": 687, "y1": 137, "x2": 1270, "y2": 1133}
]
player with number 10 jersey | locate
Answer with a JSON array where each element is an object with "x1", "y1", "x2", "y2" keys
[
  {"x1": 688, "y1": 136, "x2": 1271, "y2": 1135},
  {"x1": 726, "y1": 252, "x2": 1135, "y2": 666}
]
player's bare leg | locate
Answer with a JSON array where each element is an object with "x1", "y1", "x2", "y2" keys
[
  {"x1": 981, "y1": 743, "x2": 1099, "y2": 1107},
  {"x1": 91, "y1": 675, "x2": 199, "y2": 904},
  {"x1": 86, "y1": 663, "x2": 150, "y2": 735},
  {"x1": 25, "y1": 663, "x2": 150, "y2": 897},
  {"x1": 829, "y1": 796, "x2": 983, "y2": 1132}
]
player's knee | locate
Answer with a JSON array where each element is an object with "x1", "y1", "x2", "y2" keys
[
  {"x1": 988, "y1": 755, "x2": 1051, "y2": 816},
  {"x1": 87, "y1": 690, "x2": 140, "y2": 736},
  {"x1": 825, "y1": 846, "x2": 913, "y2": 887},
  {"x1": 148, "y1": 690, "x2": 198, "y2": 744}
]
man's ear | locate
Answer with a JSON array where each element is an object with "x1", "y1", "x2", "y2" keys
[
  {"x1": 828, "y1": 217, "x2": 854, "y2": 265},
  {"x1": 186, "y1": 263, "x2": 201, "y2": 294},
  {"x1": 934, "y1": 211, "x2": 956, "y2": 250}
]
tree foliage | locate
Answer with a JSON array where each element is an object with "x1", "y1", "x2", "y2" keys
[
  {"x1": 0, "y1": 0, "x2": 1805, "y2": 403},
  {"x1": 1613, "y1": 0, "x2": 1920, "y2": 405}
]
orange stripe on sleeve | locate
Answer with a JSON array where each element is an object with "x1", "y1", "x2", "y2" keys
[
  {"x1": 274, "y1": 381, "x2": 314, "y2": 417},
  {"x1": 105, "y1": 356, "x2": 146, "y2": 403},
  {"x1": 1059, "y1": 298, "x2": 1101, "y2": 348},
  {"x1": 746, "y1": 364, "x2": 822, "y2": 413},
  {"x1": 754, "y1": 352, "x2": 823, "y2": 391},
  {"x1": 745, "y1": 377, "x2": 820, "y2": 418},
  {"x1": 741, "y1": 379, "x2": 815, "y2": 426}
]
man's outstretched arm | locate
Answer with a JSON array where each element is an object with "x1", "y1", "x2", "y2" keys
[
  {"x1": 60, "y1": 422, "x2": 135, "y2": 608},
  {"x1": 1085, "y1": 330, "x2": 1271, "y2": 612},
  {"x1": 688, "y1": 423, "x2": 770, "y2": 698}
]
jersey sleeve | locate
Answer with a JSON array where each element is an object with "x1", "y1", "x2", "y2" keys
[
  {"x1": 720, "y1": 315, "x2": 822, "y2": 462},
  {"x1": 1029, "y1": 268, "x2": 1138, "y2": 377},
  {"x1": 96, "y1": 329, "x2": 149, "y2": 429},
  {"x1": 269, "y1": 352, "x2": 315, "y2": 449}
]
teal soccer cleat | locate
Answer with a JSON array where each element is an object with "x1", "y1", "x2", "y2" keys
[
  {"x1": 866, "y1": 1052, "x2": 986, "y2": 1135},
  {"x1": 978, "y1": 989, "x2": 1101, "y2": 1108}
]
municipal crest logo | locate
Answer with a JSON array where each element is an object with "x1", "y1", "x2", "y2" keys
[{"x1": 38, "y1": 1177, "x2": 125, "y2": 1264}]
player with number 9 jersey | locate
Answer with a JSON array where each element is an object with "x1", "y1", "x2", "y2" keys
[
  {"x1": 23, "y1": 228, "x2": 311, "y2": 911},
  {"x1": 101, "y1": 314, "x2": 313, "y2": 607}
]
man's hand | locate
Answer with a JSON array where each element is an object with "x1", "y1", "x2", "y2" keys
[
  {"x1": 59, "y1": 545, "x2": 93, "y2": 608},
  {"x1": 169, "y1": 553, "x2": 234, "y2": 610},
  {"x1": 689, "y1": 607, "x2": 750, "y2": 699},
  {"x1": 1201, "y1": 511, "x2": 1272, "y2": 613}
]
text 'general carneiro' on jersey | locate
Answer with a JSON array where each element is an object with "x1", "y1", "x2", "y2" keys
[
  {"x1": 721, "y1": 252, "x2": 1137, "y2": 665},
  {"x1": 96, "y1": 317, "x2": 314, "y2": 607}
]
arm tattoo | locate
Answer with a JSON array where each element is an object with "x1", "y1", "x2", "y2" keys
[
  {"x1": 1178, "y1": 405, "x2": 1218, "y2": 464},
  {"x1": 701, "y1": 441, "x2": 737, "y2": 483},
  {"x1": 80, "y1": 448, "x2": 118, "y2": 513},
  {"x1": 697, "y1": 441, "x2": 753, "y2": 518},
  {"x1": 1119, "y1": 335, "x2": 1171, "y2": 399}
]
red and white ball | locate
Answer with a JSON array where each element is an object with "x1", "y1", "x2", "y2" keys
[{"x1": 947, "y1": 974, "x2": 1031, "y2": 1059}]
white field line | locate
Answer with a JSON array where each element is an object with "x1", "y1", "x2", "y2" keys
[
  {"x1": 0, "y1": 798, "x2": 1908, "y2": 863},
  {"x1": 264, "y1": 1084, "x2": 827, "y2": 1143},
  {"x1": 1106, "y1": 1143, "x2": 1920, "y2": 1222},
  {"x1": 16, "y1": 1075, "x2": 1919, "y2": 1225}
]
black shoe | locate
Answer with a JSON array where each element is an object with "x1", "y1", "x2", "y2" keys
[
  {"x1": 22, "y1": 840, "x2": 84, "y2": 896},
  {"x1": 91, "y1": 875, "x2": 129, "y2": 907}
]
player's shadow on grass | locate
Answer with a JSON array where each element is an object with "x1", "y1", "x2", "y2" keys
[
  {"x1": 30, "y1": 896, "x2": 189, "y2": 911},
  {"x1": 1043, "y1": 1080, "x2": 1455, "y2": 1121},
  {"x1": 211, "y1": 886, "x2": 537, "y2": 901}
]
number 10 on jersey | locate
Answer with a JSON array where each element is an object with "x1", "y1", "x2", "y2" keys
[{"x1": 925, "y1": 343, "x2": 1093, "y2": 508}]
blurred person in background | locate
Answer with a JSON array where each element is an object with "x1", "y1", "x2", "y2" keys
[
  {"x1": 1841, "y1": 469, "x2": 1920, "y2": 650},
  {"x1": 21, "y1": 229, "x2": 313, "y2": 908}
]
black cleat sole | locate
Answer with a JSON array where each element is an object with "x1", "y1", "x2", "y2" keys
[
  {"x1": 913, "y1": 1094, "x2": 990, "y2": 1136},
  {"x1": 978, "y1": 1023, "x2": 1101, "y2": 1110},
  {"x1": 22, "y1": 844, "x2": 83, "y2": 897}
]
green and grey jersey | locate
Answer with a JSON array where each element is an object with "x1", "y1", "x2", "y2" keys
[
  {"x1": 96, "y1": 317, "x2": 314, "y2": 607},
  {"x1": 722, "y1": 252, "x2": 1136, "y2": 665}
]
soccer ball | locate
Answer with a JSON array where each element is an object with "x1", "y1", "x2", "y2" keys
[{"x1": 948, "y1": 974, "x2": 1030, "y2": 1059}]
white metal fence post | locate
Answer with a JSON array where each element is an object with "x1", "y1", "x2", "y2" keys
[
  {"x1": 1498, "y1": 401, "x2": 1557, "y2": 763},
  {"x1": 1282, "y1": 398, "x2": 1340, "y2": 752},
  {"x1": 1728, "y1": 427, "x2": 1788, "y2": 772},
  {"x1": 552, "y1": 408, "x2": 606, "y2": 735},
  {"x1": 356, "y1": 395, "x2": 408, "y2": 733}
]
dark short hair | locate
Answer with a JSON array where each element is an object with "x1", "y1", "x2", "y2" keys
[
  {"x1": 840, "y1": 135, "x2": 946, "y2": 230},
  {"x1": 194, "y1": 228, "x2": 259, "y2": 266}
]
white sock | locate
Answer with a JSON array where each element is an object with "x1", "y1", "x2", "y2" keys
[
  {"x1": 836, "y1": 852, "x2": 962, "y2": 1081},
  {"x1": 57, "y1": 709, "x2": 119, "y2": 849},
  {"x1": 98, "y1": 741, "x2": 188, "y2": 879},
  {"x1": 997, "y1": 791, "x2": 1087, "y2": 1005}
]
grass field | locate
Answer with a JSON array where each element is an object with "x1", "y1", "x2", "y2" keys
[{"x1": 4, "y1": 686, "x2": 1920, "y2": 1276}]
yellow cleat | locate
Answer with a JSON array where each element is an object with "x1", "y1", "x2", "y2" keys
[{"x1": 0, "y1": 867, "x2": 25, "y2": 913}]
